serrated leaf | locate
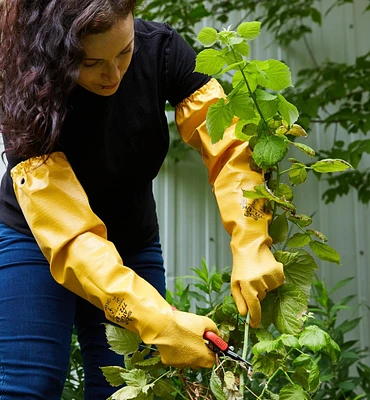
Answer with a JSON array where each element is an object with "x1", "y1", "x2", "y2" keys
[
  {"x1": 104, "y1": 324, "x2": 142, "y2": 356},
  {"x1": 292, "y1": 142, "x2": 315, "y2": 157},
  {"x1": 274, "y1": 284, "x2": 307, "y2": 334},
  {"x1": 233, "y1": 40, "x2": 250, "y2": 56},
  {"x1": 195, "y1": 49, "x2": 225, "y2": 75},
  {"x1": 252, "y1": 338, "x2": 282, "y2": 355},
  {"x1": 286, "y1": 232, "x2": 312, "y2": 248},
  {"x1": 258, "y1": 99, "x2": 279, "y2": 120},
  {"x1": 292, "y1": 362, "x2": 320, "y2": 392},
  {"x1": 224, "y1": 371, "x2": 236, "y2": 390},
  {"x1": 309, "y1": 240, "x2": 341, "y2": 264},
  {"x1": 277, "y1": 183, "x2": 294, "y2": 201},
  {"x1": 279, "y1": 384, "x2": 310, "y2": 399},
  {"x1": 299, "y1": 325, "x2": 328, "y2": 352},
  {"x1": 275, "y1": 250, "x2": 318, "y2": 301},
  {"x1": 255, "y1": 59, "x2": 293, "y2": 91},
  {"x1": 120, "y1": 369, "x2": 147, "y2": 387},
  {"x1": 254, "y1": 183, "x2": 296, "y2": 212},
  {"x1": 228, "y1": 89, "x2": 256, "y2": 120},
  {"x1": 237, "y1": 21, "x2": 261, "y2": 40},
  {"x1": 206, "y1": 98, "x2": 234, "y2": 143},
  {"x1": 210, "y1": 371, "x2": 227, "y2": 400},
  {"x1": 288, "y1": 124, "x2": 308, "y2": 137},
  {"x1": 133, "y1": 355, "x2": 162, "y2": 367},
  {"x1": 252, "y1": 353, "x2": 284, "y2": 376},
  {"x1": 256, "y1": 88, "x2": 277, "y2": 101},
  {"x1": 196, "y1": 27, "x2": 218, "y2": 47},
  {"x1": 280, "y1": 334, "x2": 300, "y2": 348},
  {"x1": 288, "y1": 214, "x2": 312, "y2": 227},
  {"x1": 269, "y1": 212, "x2": 289, "y2": 244},
  {"x1": 277, "y1": 94, "x2": 299, "y2": 125},
  {"x1": 101, "y1": 366, "x2": 127, "y2": 387},
  {"x1": 307, "y1": 229, "x2": 328, "y2": 242},
  {"x1": 311, "y1": 158, "x2": 352, "y2": 173},
  {"x1": 111, "y1": 385, "x2": 142, "y2": 400},
  {"x1": 253, "y1": 134, "x2": 289, "y2": 169},
  {"x1": 289, "y1": 163, "x2": 307, "y2": 185}
]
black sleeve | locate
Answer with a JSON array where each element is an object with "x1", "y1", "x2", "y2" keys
[{"x1": 164, "y1": 24, "x2": 211, "y2": 107}]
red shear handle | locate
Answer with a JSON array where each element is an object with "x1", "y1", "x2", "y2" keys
[{"x1": 203, "y1": 331, "x2": 228, "y2": 352}]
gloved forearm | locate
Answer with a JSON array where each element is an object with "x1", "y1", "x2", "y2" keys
[
  {"x1": 11, "y1": 152, "x2": 218, "y2": 368},
  {"x1": 175, "y1": 79, "x2": 284, "y2": 328}
]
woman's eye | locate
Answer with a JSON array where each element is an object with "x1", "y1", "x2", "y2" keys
[{"x1": 82, "y1": 61, "x2": 99, "y2": 68}]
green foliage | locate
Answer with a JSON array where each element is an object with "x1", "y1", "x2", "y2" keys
[
  {"x1": 136, "y1": 0, "x2": 370, "y2": 203},
  {"x1": 102, "y1": 264, "x2": 369, "y2": 399},
  {"x1": 61, "y1": 332, "x2": 84, "y2": 400}
]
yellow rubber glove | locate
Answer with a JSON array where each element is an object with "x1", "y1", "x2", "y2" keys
[
  {"x1": 175, "y1": 78, "x2": 285, "y2": 328},
  {"x1": 11, "y1": 152, "x2": 218, "y2": 369}
]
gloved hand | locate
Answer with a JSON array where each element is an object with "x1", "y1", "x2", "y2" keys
[
  {"x1": 175, "y1": 78, "x2": 285, "y2": 328},
  {"x1": 11, "y1": 152, "x2": 218, "y2": 369}
]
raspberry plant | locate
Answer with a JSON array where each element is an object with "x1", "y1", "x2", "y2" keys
[{"x1": 101, "y1": 21, "x2": 353, "y2": 399}]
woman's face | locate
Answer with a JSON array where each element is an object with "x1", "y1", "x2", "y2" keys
[{"x1": 78, "y1": 15, "x2": 134, "y2": 96}]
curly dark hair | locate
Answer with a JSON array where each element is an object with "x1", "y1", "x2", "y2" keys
[{"x1": 0, "y1": 0, "x2": 137, "y2": 159}]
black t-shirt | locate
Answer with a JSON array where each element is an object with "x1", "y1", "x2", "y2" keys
[{"x1": 0, "y1": 19, "x2": 210, "y2": 256}]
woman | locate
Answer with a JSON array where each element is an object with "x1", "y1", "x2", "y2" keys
[{"x1": 0, "y1": 0, "x2": 284, "y2": 398}]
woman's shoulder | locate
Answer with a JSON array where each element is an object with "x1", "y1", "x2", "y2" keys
[{"x1": 134, "y1": 18, "x2": 173, "y2": 39}]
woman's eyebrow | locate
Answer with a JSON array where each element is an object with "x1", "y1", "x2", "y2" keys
[{"x1": 84, "y1": 38, "x2": 134, "y2": 61}]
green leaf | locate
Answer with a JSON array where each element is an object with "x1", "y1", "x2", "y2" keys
[
  {"x1": 299, "y1": 325, "x2": 328, "y2": 352},
  {"x1": 286, "y1": 232, "x2": 312, "y2": 248},
  {"x1": 269, "y1": 212, "x2": 289, "y2": 244},
  {"x1": 255, "y1": 59, "x2": 293, "y2": 91},
  {"x1": 110, "y1": 385, "x2": 143, "y2": 400},
  {"x1": 255, "y1": 89, "x2": 277, "y2": 101},
  {"x1": 292, "y1": 142, "x2": 315, "y2": 157},
  {"x1": 280, "y1": 334, "x2": 300, "y2": 348},
  {"x1": 252, "y1": 353, "x2": 284, "y2": 376},
  {"x1": 252, "y1": 338, "x2": 282, "y2": 355},
  {"x1": 277, "y1": 183, "x2": 294, "y2": 201},
  {"x1": 309, "y1": 240, "x2": 341, "y2": 264},
  {"x1": 104, "y1": 324, "x2": 142, "y2": 356},
  {"x1": 275, "y1": 250, "x2": 318, "y2": 301},
  {"x1": 257, "y1": 99, "x2": 279, "y2": 120},
  {"x1": 288, "y1": 214, "x2": 312, "y2": 227},
  {"x1": 279, "y1": 384, "x2": 310, "y2": 399},
  {"x1": 274, "y1": 283, "x2": 307, "y2": 334},
  {"x1": 206, "y1": 98, "x2": 234, "y2": 143},
  {"x1": 277, "y1": 93, "x2": 299, "y2": 125},
  {"x1": 235, "y1": 120, "x2": 257, "y2": 141},
  {"x1": 228, "y1": 89, "x2": 256, "y2": 120},
  {"x1": 101, "y1": 366, "x2": 127, "y2": 387},
  {"x1": 253, "y1": 134, "x2": 289, "y2": 169},
  {"x1": 292, "y1": 362, "x2": 320, "y2": 392},
  {"x1": 120, "y1": 369, "x2": 147, "y2": 387},
  {"x1": 289, "y1": 163, "x2": 307, "y2": 185},
  {"x1": 210, "y1": 371, "x2": 227, "y2": 400},
  {"x1": 195, "y1": 49, "x2": 225, "y2": 75},
  {"x1": 237, "y1": 21, "x2": 261, "y2": 40},
  {"x1": 254, "y1": 183, "x2": 296, "y2": 212},
  {"x1": 196, "y1": 27, "x2": 218, "y2": 47},
  {"x1": 311, "y1": 158, "x2": 352, "y2": 173},
  {"x1": 306, "y1": 229, "x2": 328, "y2": 242},
  {"x1": 233, "y1": 40, "x2": 250, "y2": 57}
]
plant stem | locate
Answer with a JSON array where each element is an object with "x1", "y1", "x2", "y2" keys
[
  {"x1": 240, "y1": 312, "x2": 250, "y2": 395},
  {"x1": 230, "y1": 48, "x2": 268, "y2": 126}
]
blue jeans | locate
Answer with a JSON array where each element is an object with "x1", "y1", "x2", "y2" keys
[{"x1": 0, "y1": 223, "x2": 166, "y2": 399}]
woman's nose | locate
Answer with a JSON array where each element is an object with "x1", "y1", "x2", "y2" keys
[{"x1": 102, "y1": 61, "x2": 120, "y2": 83}]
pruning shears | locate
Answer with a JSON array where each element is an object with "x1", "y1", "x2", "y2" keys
[{"x1": 204, "y1": 331, "x2": 253, "y2": 374}]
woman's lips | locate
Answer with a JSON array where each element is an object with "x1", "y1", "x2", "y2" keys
[{"x1": 100, "y1": 82, "x2": 119, "y2": 90}]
